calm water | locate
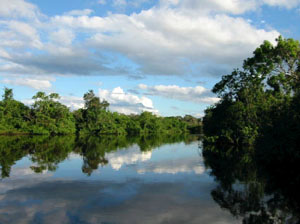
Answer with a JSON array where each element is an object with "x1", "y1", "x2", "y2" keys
[{"x1": 0, "y1": 135, "x2": 298, "y2": 223}]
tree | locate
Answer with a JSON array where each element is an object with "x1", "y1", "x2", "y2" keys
[
  {"x1": 75, "y1": 90, "x2": 111, "y2": 134},
  {"x1": 2, "y1": 88, "x2": 13, "y2": 101},
  {"x1": 213, "y1": 36, "x2": 300, "y2": 100},
  {"x1": 30, "y1": 92, "x2": 76, "y2": 135},
  {"x1": 0, "y1": 88, "x2": 31, "y2": 134},
  {"x1": 204, "y1": 36, "x2": 300, "y2": 146}
]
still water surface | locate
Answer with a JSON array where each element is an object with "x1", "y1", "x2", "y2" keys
[{"x1": 0, "y1": 135, "x2": 297, "y2": 223}]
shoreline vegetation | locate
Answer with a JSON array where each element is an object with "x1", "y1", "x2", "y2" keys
[
  {"x1": 203, "y1": 36, "x2": 300, "y2": 148},
  {"x1": 0, "y1": 88, "x2": 202, "y2": 136},
  {"x1": 202, "y1": 36, "x2": 300, "y2": 221}
]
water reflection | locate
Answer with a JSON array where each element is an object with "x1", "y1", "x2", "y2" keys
[
  {"x1": 1, "y1": 134, "x2": 299, "y2": 223},
  {"x1": 0, "y1": 134, "x2": 242, "y2": 224},
  {"x1": 0, "y1": 134, "x2": 199, "y2": 178},
  {"x1": 202, "y1": 142, "x2": 300, "y2": 223}
]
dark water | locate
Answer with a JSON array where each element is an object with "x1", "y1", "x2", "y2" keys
[{"x1": 0, "y1": 135, "x2": 298, "y2": 224}]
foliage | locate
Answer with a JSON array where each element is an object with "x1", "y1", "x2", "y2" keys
[
  {"x1": 29, "y1": 92, "x2": 76, "y2": 135},
  {"x1": 74, "y1": 90, "x2": 191, "y2": 135},
  {"x1": 0, "y1": 88, "x2": 197, "y2": 136},
  {"x1": 203, "y1": 36, "x2": 300, "y2": 146},
  {"x1": 202, "y1": 36, "x2": 300, "y2": 223},
  {"x1": 0, "y1": 88, "x2": 31, "y2": 134}
]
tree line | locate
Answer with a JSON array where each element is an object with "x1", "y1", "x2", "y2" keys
[
  {"x1": 0, "y1": 88, "x2": 201, "y2": 135},
  {"x1": 202, "y1": 36, "x2": 300, "y2": 223},
  {"x1": 203, "y1": 36, "x2": 300, "y2": 151}
]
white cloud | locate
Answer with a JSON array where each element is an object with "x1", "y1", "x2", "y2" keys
[
  {"x1": 160, "y1": 0, "x2": 300, "y2": 13},
  {"x1": 49, "y1": 29, "x2": 75, "y2": 46},
  {"x1": 7, "y1": 21, "x2": 42, "y2": 49},
  {"x1": 0, "y1": 0, "x2": 40, "y2": 19},
  {"x1": 59, "y1": 96, "x2": 84, "y2": 110},
  {"x1": 138, "y1": 84, "x2": 220, "y2": 104},
  {"x1": 0, "y1": 20, "x2": 42, "y2": 50},
  {"x1": 0, "y1": 0, "x2": 294, "y2": 80},
  {"x1": 64, "y1": 9, "x2": 94, "y2": 17},
  {"x1": 160, "y1": 0, "x2": 258, "y2": 14},
  {"x1": 82, "y1": 9, "x2": 279, "y2": 76},
  {"x1": 99, "y1": 87, "x2": 158, "y2": 114},
  {"x1": 20, "y1": 86, "x2": 157, "y2": 113},
  {"x1": 262, "y1": 0, "x2": 300, "y2": 8},
  {"x1": 21, "y1": 95, "x2": 84, "y2": 110},
  {"x1": 1, "y1": 77, "x2": 52, "y2": 90}
]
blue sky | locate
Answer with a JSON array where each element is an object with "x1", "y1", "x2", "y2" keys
[{"x1": 0, "y1": 0, "x2": 300, "y2": 116}]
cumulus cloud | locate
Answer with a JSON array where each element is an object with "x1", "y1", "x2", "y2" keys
[
  {"x1": 138, "y1": 84, "x2": 220, "y2": 104},
  {"x1": 82, "y1": 10, "x2": 278, "y2": 76},
  {"x1": 0, "y1": 20, "x2": 42, "y2": 49},
  {"x1": 49, "y1": 29, "x2": 75, "y2": 46},
  {"x1": 20, "y1": 86, "x2": 157, "y2": 113},
  {"x1": 21, "y1": 96, "x2": 84, "y2": 111},
  {"x1": 64, "y1": 9, "x2": 94, "y2": 17},
  {"x1": 99, "y1": 86, "x2": 158, "y2": 114},
  {"x1": 59, "y1": 96, "x2": 84, "y2": 110},
  {"x1": 159, "y1": 0, "x2": 258, "y2": 14},
  {"x1": 262, "y1": 0, "x2": 300, "y2": 8},
  {"x1": 0, "y1": 0, "x2": 283, "y2": 79},
  {"x1": 0, "y1": 0, "x2": 40, "y2": 19},
  {"x1": 160, "y1": 0, "x2": 300, "y2": 13},
  {"x1": 1, "y1": 77, "x2": 52, "y2": 90}
]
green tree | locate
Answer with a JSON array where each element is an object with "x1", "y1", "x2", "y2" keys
[
  {"x1": 30, "y1": 92, "x2": 75, "y2": 135},
  {"x1": 0, "y1": 88, "x2": 31, "y2": 134},
  {"x1": 204, "y1": 36, "x2": 300, "y2": 146},
  {"x1": 75, "y1": 90, "x2": 112, "y2": 134}
]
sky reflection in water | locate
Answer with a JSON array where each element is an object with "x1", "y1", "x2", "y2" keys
[{"x1": 0, "y1": 136, "x2": 239, "y2": 224}]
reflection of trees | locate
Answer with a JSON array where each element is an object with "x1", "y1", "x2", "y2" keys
[
  {"x1": 137, "y1": 133, "x2": 197, "y2": 152},
  {"x1": 0, "y1": 136, "x2": 75, "y2": 178},
  {"x1": 29, "y1": 136, "x2": 75, "y2": 173},
  {"x1": 74, "y1": 136, "x2": 129, "y2": 176},
  {"x1": 75, "y1": 134, "x2": 192, "y2": 175},
  {"x1": 203, "y1": 142, "x2": 300, "y2": 223},
  {"x1": 0, "y1": 136, "x2": 31, "y2": 178},
  {"x1": 0, "y1": 133, "x2": 198, "y2": 178}
]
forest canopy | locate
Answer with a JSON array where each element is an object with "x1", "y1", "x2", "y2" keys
[
  {"x1": 203, "y1": 36, "x2": 300, "y2": 148},
  {"x1": 0, "y1": 88, "x2": 201, "y2": 135}
]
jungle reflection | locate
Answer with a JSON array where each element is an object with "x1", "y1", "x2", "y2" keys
[
  {"x1": 202, "y1": 142, "x2": 300, "y2": 224},
  {"x1": 0, "y1": 134, "x2": 199, "y2": 178}
]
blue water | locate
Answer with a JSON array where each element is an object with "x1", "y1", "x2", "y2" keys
[{"x1": 0, "y1": 138, "x2": 240, "y2": 224}]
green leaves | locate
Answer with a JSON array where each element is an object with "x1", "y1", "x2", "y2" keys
[
  {"x1": 204, "y1": 36, "x2": 300, "y2": 146},
  {"x1": 0, "y1": 89, "x2": 192, "y2": 136}
]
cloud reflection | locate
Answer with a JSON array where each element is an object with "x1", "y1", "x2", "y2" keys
[
  {"x1": 0, "y1": 179, "x2": 239, "y2": 224},
  {"x1": 106, "y1": 144, "x2": 152, "y2": 170},
  {"x1": 137, "y1": 157, "x2": 205, "y2": 175}
]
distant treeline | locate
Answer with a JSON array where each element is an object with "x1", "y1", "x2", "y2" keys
[{"x1": 0, "y1": 88, "x2": 201, "y2": 135}]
